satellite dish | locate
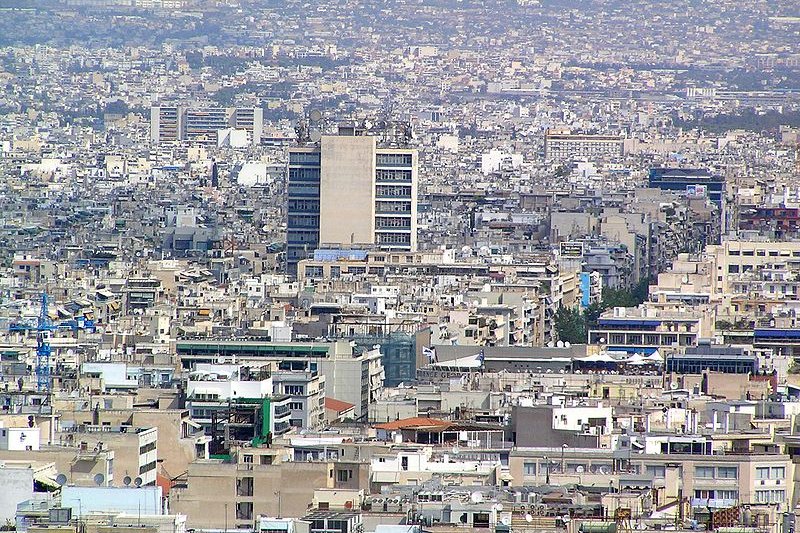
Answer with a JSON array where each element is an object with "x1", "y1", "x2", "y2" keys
[
  {"x1": 56, "y1": 473, "x2": 68, "y2": 486},
  {"x1": 308, "y1": 109, "x2": 323, "y2": 123},
  {"x1": 564, "y1": 342, "x2": 571, "y2": 348},
  {"x1": 670, "y1": 381, "x2": 679, "y2": 390},
  {"x1": 134, "y1": 477, "x2": 143, "y2": 487},
  {"x1": 501, "y1": 516, "x2": 511, "y2": 526},
  {"x1": 494, "y1": 504, "x2": 504, "y2": 512},
  {"x1": 123, "y1": 475, "x2": 132, "y2": 486},
  {"x1": 525, "y1": 514, "x2": 533, "y2": 523},
  {"x1": 452, "y1": 446, "x2": 460, "y2": 455},
  {"x1": 562, "y1": 515, "x2": 572, "y2": 523},
  {"x1": 576, "y1": 466, "x2": 585, "y2": 473},
  {"x1": 470, "y1": 492, "x2": 484, "y2": 504},
  {"x1": 309, "y1": 129, "x2": 322, "y2": 142},
  {"x1": 93, "y1": 473, "x2": 105, "y2": 486},
  {"x1": 557, "y1": 341, "x2": 564, "y2": 348}
]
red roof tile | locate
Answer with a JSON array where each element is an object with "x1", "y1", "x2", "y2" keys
[{"x1": 324, "y1": 397, "x2": 355, "y2": 413}]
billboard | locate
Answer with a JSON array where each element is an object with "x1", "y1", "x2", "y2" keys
[{"x1": 560, "y1": 241, "x2": 585, "y2": 258}]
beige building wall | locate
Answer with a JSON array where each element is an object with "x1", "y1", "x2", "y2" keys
[
  {"x1": 319, "y1": 135, "x2": 376, "y2": 247},
  {"x1": 171, "y1": 453, "x2": 334, "y2": 528},
  {"x1": 709, "y1": 240, "x2": 800, "y2": 295},
  {"x1": 0, "y1": 447, "x2": 113, "y2": 487},
  {"x1": 508, "y1": 450, "x2": 795, "y2": 510}
]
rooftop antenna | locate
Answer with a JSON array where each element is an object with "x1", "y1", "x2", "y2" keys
[{"x1": 308, "y1": 108, "x2": 324, "y2": 143}]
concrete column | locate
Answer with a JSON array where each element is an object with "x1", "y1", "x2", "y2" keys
[{"x1": 712, "y1": 410, "x2": 718, "y2": 431}]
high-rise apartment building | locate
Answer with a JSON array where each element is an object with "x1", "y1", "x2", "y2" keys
[
  {"x1": 287, "y1": 129, "x2": 417, "y2": 274},
  {"x1": 150, "y1": 106, "x2": 263, "y2": 145}
]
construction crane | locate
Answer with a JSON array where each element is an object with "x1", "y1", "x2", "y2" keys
[
  {"x1": 7, "y1": 293, "x2": 96, "y2": 391},
  {"x1": 36, "y1": 293, "x2": 56, "y2": 392},
  {"x1": 8, "y1": 292, "x2": 96, "y2": 392}
]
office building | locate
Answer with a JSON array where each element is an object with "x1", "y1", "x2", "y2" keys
[
  {"x1": 150, "y1": 106, "x2": 263, "y2": 145},
  {"x1": 287, "y1": 128, "x2": 418, "y2": 274},
  {"x1": 544, "y1": 128, "x2": 625, "y2": 161},
  {"x1": 648, "y1": 167, "x2": 725, "y2": 206}
]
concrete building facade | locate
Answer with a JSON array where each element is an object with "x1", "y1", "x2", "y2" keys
[{"x1": 287, "y1": 131, "x2": 418, "y2": 274}]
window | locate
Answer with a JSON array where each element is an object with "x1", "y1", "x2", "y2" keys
[
  {"x1": 288, "y1": 215, "x2": 319, "y2": 229},
  {"x1": 288, "y1": 167, "x2": 320, "y2": 181},
  {"x1": 756, "y1": 466, "x2": 784, "y2": 479},
  {"x1": 646, "y1": 465, "x2": 665, "y2": 478},
  {"x1": 375, "y1": 168, "x2": 412, "y2": 182},
  {"x1": 288, "y1": 199, "x2": 319, "y2": 212},
  {"x1": 287, "y1": 184, "x2": 320, "y2": 197},
  {"x1": 377, "y1": 233, "x2": 411, "y2": 245},
  {"x1": 717, "y1": 466, "x2": 738, "y2": 479},
  {"x1": 336, "y1": 469, "x2": 353, "y2": 483},
  {"x1": 139, "y1": 461, "x2": 156, "y2": 474},
  {"x1": 237, "y1": 477, "x2": 254, "y2": 496},
  {"x1": 304, "y1": 266, "x2": 324, "y2": 278},
  {"x1": 376, "y1": 153, "x2": 412, "y2": 167},
  {"x1": 139, "y1": 441, "x2": 157, "y2": 455},
  {"x1": 523, "y1": 462, "x2": 536, "y2": 476},
  {"x1": 755, "y1": 490, "x2": 786, "y2": 504},
  {"x1": 289, "y1": 152, "x2": 321, "y2": 165},
  {"x1": 285, "y1": 385, "x2": 305, "y2": 396},
  {"x1": 376, "y1": 201, "x2": 412, "y2": 213},
  {"x1": 695, "y1": 466, "x2": 715, "y2": 478},
  {"x1": 236, "y1": 502, "x2": 253, "y2": 520},
  {"x1": 243, "y1": 454, "x2": 253, "y2": 464},
  {"x1": 376, "y1": 216, "x2": 412, "y2": 229},
  {"x1": 376, "y1": 185, "x2": 412, "y2": 198}
]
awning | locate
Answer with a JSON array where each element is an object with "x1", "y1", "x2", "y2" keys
[
  {"x1": 33, "y1": 472, "x2": 60, "y2": 491},
  {"x1": 372, "y1": 471, "x2": 400, "y2": 483},
  {"x1": 183, "y1": 418, "x2": 202, "y2": 429},
  {"x1": 431, "y1": 353, "x2": 482, "y2": 369}
]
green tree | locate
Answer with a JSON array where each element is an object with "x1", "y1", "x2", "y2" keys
[{"x1": 554, "y1": 305, "x2": 587, "y2": 344}]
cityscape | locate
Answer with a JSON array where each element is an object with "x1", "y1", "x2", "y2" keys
[{"x1": 2, "y1": 2, "x2": 800, "y2": 533}]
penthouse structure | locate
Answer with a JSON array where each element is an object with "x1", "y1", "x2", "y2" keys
[
  {"x1": 287, "y1": 127, "x2": 418, "y2": 274},
  {"x1": 150, "y1": 105, "x2": 263, "y2": 145},
  {"x1": 544, "y1": 128, "x2": 624, "y2": 161}
]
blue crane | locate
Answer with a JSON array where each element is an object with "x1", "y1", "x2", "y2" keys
[
  {"x1": 7, "y1": 293, "x2": 97, "y2": 391},
  {"x1": 36, "y1": 293, "x2": 56, "y2": 392}
]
